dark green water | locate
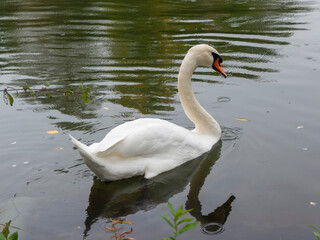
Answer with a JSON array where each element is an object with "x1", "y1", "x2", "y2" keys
[{"x1": 1, "y1": 0, "x2": 320, "y2": 239}]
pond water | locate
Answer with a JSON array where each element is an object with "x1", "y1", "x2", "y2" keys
[{"x1": 1, "y1": 0, "x2": 320, "y2": 239}]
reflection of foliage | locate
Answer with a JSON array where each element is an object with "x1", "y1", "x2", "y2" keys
[
  {"x1": 160, "y1": 202, "x2": 199, "y2": 240},
  {"x1": 1, "y1": 84, "x2": 92, "y2": 106}
]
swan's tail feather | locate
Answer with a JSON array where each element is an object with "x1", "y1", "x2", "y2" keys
[
  {"x1": 69, "y1": 134, "x2": 92, "y2": 155},
  {"x1": 69, "y1": 134, "x2": 106, "y2": 177}
]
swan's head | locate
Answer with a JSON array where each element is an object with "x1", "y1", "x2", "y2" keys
[{"x1": 188, "y1": 44, "x2": 227, "y2": 78}]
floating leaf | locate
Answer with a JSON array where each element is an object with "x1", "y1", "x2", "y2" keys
[
  {"x1": 104, "y1": 107, "x2": 109, "y2": 110},
  {"x1": 2, "y1": 220, "x2": 11, "y2": 238},
  {"x1": 234, "y1": 118, "x2": 250, "y2": 121},
  {"x1": 297, "y1": 126, "x2": 304, "y2": 129},
  {"x1": 56, "y1": 147, "x2": 64, "y2": 150},
  {"x1": 7, "y1": 92, "x2": 14, "y2": 106},
  {"x1": 44, "y1": 81, "x2": 50, "y2": 87},
  {"x1": 310, "y1": 202, "x2": 317, "y2": 206},
  {"x1": 47, "y1": 130, "x2": 59, "y2": 134}
]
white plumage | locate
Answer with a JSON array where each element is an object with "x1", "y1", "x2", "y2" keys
[{"x1": 70, "y1": 44, "x2": 227, "y2": 181}]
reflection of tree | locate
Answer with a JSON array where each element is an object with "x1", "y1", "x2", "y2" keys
[
  {"x1": 0, "y1": 0, "x2": 312, "y2": 127},
  {"x1": 82, "y1": 141, "x2": 235, "y2": 238}
]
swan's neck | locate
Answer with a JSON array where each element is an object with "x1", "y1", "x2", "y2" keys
[{"x1": 178, "y1": 53, "x2": 221, "y2": 137}]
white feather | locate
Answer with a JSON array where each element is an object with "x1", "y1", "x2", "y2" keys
[{"x1": 70, "y1": 44, "x2": 226, "y2": 181}]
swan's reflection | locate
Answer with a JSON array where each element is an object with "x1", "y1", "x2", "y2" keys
[{"x1": 84, "y1": 141, "x2": 235, "y2": 237}]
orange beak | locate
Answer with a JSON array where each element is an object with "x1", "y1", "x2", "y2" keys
[{"x1": 213, "y1": 58, "x2": 227, "y2": 78}]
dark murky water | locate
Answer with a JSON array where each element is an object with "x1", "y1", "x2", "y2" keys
[{"x1": 1, "y1": 0, "x2": 320, "y2": 239}]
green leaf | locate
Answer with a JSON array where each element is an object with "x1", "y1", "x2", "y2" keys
[
  {"x1": 78, "y1": 84, "x2": 85, "y2": 90},
  {"x1": 2, "y1": 220, "x2": 11, "y2": 238},
  {"x1": 169, "y1": 237, "x2": 175, "y2": 240},
  {"x1": 174, "y1": 206, "x2": 189, "y2": 223},
  {"x1": 81, "y1": 92, "x2": 92, "y2": 103},
  {"x1": 177, "y1": 221, "x2": 200, "y2": 235},
  {"x1": 162, "y1": 237, "x2": 170, "y2": 240},
  {"x1": 30, "y1": 90, "x2": 35, "y2": 96},
  {"x1": 9, "y1": 232, "x2": 18, "y2": 240},
  {"x1": 160, "y1": 214, "x2": 174, "y2": 229},
  {"x1": 22, "y1": 86, "x2": 30, "y2": 92},
  {"x1": 7, "y1": 92, "x2": 14, "y2": 106},
  {"x1": 177, "y1": 218, "x2": 193, "y2": 226},
  {"x1": 167, "y1": 202, "x2": 175, "y2": 216},
  {"x1": 0, "y1": 233, "x2": 6, "y2": 240},
  {"x1": 310, "y1": 225, "x2": 320, "y2": 231},
  {"x1": 44, "y1": 81, "x2": 50, "y2": 87}
]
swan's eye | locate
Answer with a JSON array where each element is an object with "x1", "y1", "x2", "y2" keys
[{"x1": 211, "y1": 52, "x2": 223, "y2": 64}]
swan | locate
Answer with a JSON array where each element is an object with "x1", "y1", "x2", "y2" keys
[{"x1": 70, "y1": 44, "x2": 227, "y2": 181}]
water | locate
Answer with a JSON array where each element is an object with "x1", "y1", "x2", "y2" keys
[{"x1": 1, "y1": 0, "x2": 320, "y2": 239}]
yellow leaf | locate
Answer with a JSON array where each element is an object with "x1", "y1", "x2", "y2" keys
[
  {"x1": 234, "y1": 118, "x2": 250, "y2": 121},
  {"x1": 103, "y1": 107, "x2": 109, "y2": 110},
  {"x1": 47, "y1": 130, "x2": 59, "y2": 134}
]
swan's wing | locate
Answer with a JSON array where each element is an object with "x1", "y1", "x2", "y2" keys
[{"x1": 90, "y1": 118, "x2": 207, "y2": 159}]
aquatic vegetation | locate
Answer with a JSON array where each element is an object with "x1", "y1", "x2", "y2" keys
[
  {"x1": 0, "y1": 220, "x2": 18, "y2": 240},
  {"x1": 105, "y1": 219, "x2": 135, "y2": 240},
  {"x1": 1, "y1": 83, "x2": 92, "y2": 106},
  {"x1": 160, "y1": 202, "x2": 199, "y2": 240},
  {"x1": 310, "y1": 225, "x2": 320, "y2": 240}
]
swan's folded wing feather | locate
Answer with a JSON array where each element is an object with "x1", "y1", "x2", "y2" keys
[{"x1": 90, "y1": 118, "x2": 206, "y2": 160}]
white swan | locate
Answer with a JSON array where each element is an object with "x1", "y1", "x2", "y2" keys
[{"x1": 70, "y1": 44, "x2": 227, "y2": 181}]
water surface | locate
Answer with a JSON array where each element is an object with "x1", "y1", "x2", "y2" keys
[{"x1": 1, "y1": 0, "x2": 320, "y2": 239}]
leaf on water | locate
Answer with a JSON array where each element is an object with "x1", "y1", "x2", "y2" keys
[
  {"x1": 117, "y1": 221, "x2": 133, "y2": 225},
  {"x1": 310, "y1": 202, "x2": 317, "y2": 206},
  {"x1": 297, "y1": 126, "x2": 304, "y2": 129},
  {"x1": 47, "y1": 130, "x2": 59, "y2": 134},
  {"x1": 56, "y1": 147, "x2": 64, "y2": 150},
  {"x1": 104, "y1": 107, "x2": 109, "y2": 110},
  {"x1": 44, "y1": 81, "x2": 50, "y2": 87},
  {"x1": 7, "y1": 92, "x2": 14, "y2": 106},
  {"x1": 234, "y1": 118, "x2": 250, "y2": 121}
]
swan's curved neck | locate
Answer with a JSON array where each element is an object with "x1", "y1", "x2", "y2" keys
[{"x1": 178, "y1": 53, "x2": 221, "y2": 137}]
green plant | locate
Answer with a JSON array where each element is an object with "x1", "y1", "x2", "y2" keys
[
  {"x1": 310, "y1": 225, "x2": 320, "y2": 240},
  {"x1": 1, "y1": 83, "x2": 92, "y2": 106},
  {"x1": 160, "y1": 202, "x2": 199, "y2": 240},
  {"x1": 0, "y1": 221, "x2": 18, "y2": 240}
]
